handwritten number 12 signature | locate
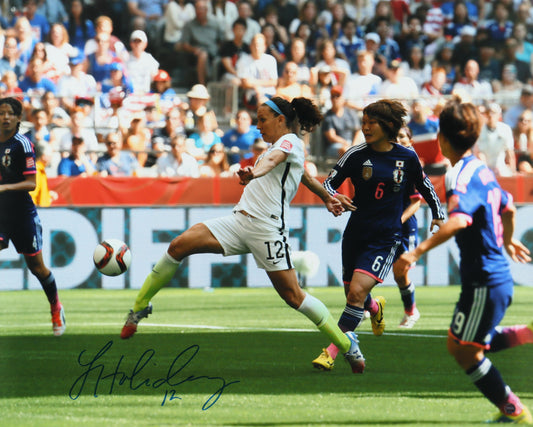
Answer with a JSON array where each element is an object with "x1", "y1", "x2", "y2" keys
[{"x1": 69, "y1": 340, "x2": 240, "y2": 410}]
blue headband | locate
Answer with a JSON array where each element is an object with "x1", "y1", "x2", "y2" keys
[{"x1": 265, "y1": 99, "x2": 285, "y2": 117}]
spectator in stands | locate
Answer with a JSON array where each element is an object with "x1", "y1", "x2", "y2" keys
[
  {"x1": 313, "y1": 65, "x2": 335, "y2": 114},
  {"x1": 432, "y1": 41, "x2": 456, "y2": 91},
  {"x1": 21, "y1": 0, "x2": 49, "y2": 42},
  {"x1": 14, "y1": 16, "x2": 38, "y2": 67},
  {"x1": 58, "y1": 107, "x2": 99, "y2": 155},
  {"x1": 512, "y1": 22, "x2": 533, "y2": 66},
  {"x1": 96, "y1": 131, "x2": 139, "y2": 177},
  {"x1": 19, "y1": 56, "x2": 57, "y2": 115},
  {"x1": 163, "y1": 0, "x2": 195, "y2": 47},
  {"x1": 37, "y1": 0, "x2": 68, "y2": 28},
  {"x1": 343, "y1": 50, "x2": 381, "y2": 112},
  {"x1": 476, "y1": 39, "x2": 502, "y2": 89},
  {"x1": 322, "y1": 85, "x2": 361, "y2": 159},
  {"x1": 514, "y1": 1, "x2": 533, "y2": 40},
  {"x1": 127, "y1": 0, "x2": 166, "y2": 47},
  {"x1": 408, "y1": 99, "x2": 439, "y2": 136},
  {"x1": 25, "y1": 108, "x2": 54, "y2": 151},
  {"x1": 199, "y1": 142, "x2": 232, "y2": 177},
  {"x1": 482, "y1": 1, "x2": 513, "y2": 51},
  {"x1": 379, "y1": 59, "x2": 419, "y2": 99},
  {"x1": 27, "y1": 42, "x2": 62, "y2": 84},
  {"x1": 513, "y1": 109, "x2": 533, "y2": 162},
  {"x1": 65, "y1": 0, "x2": 95, "y2": 53},
  {"x1": 45, "y1": 23, "x2": 75, "y2": 79},
  {"x1": 374, "y1": 16, "x2": 402, "y2": 65},
  {"x1": 275, "y1": 61, "x2": 313, "y2": 101},
  {"x1": 397, "y1": 15, "x2": 428, "y2": 61},
  {"x1": 123, "y1": 112, "x2": 151, "y2": 167},
  {"x1": 151, "y1": 107, "x2": 186, "y2": 148},
  {"x1": 450, "y1": 25, "x2": 477, "y2": 69},
  {"x1": 208, "y1": 0, "x2": 238, "y2": 41},
  {"x1": 156, "y1": 134, "x2": 200, "y2": 178},
  {"x1": 126, "y1": 30, "x2": 159, "y2": 94},
  {"x1": 365, "y1": 0, "x2": 396, "y2": 33},
  {"x1": 286, "y1": 37, "x2": 311, "y2": 85},
  {"x1": 239, "y1": 137, "x2": 268, "y2": 168},
  {"x1": 475, "y1": 102, "x2": 516, "y2": 177},
  {"x1": 443, "y1": 0, "x2": 473, "y2": 39},
  {"x1": 57, "y1": 136, "x2": 95, "y2": 177},
  {"x1": 421, "y1": 66, "x2": 449, "y2": 99},
  {"x1": 237, "y1": 0, "x2": 261, "y2": 44},
  {"x1": 236, "y1": 32, "x2": 278, "y2": 109},
  {"x1": 184, "y1": 83, "x2": 219, "y2": 136},
  {"x1": 0, "y1": 71, "x2": 23, "y2": 101},
  {"x1": 29, "y1": 143, "x2": 58, "y2": 206},
  {"x1": 84, "y1": 15, "x2": 128, "y2": 61},
  {"x1": 493, "y1": 64, "x2": 524, "y2": 106},
  {"x1": 222, "y1": 109, "x2": 261, "y2": 164},
  {"x1": 85, "y1": 32, "x2": 120, "y2": 90},
  {"x1": 262, "y1": 22, "x2": 286, "y2": 69},
  {"x1": 101, "y1": 62, "x2": 134, "y2": 96},
  {"x1": 500, "y1": 37, "x2": 532, "y2": 85},
  {"x1": 177, "y1": 0, "x2": 224, "y2": 86},
  {"x1": 400, "y1": 44, "x2": 432, "y2": 90},
  {"x1": 188, "y1": 111, "x2": 223, "y2": 161},
  {"x1": 96, "y1": 88, "x2": 130, "y2": 140},
  {"x1": 218, "y1": 17, "x2": 250, "y2": 85},
  {"x1": 150, "y1": 69, "x2": 177, "y2": 110},
  {"x1": 504, "y1": 85, "x2": 533, "y2": 128},
  {"x1": 260, "y1": 4, "x2": 290, "y2": 47},
  {"x1": 0, "y1": 35, "x2": 26, "y2": 80},
  {"x1": 41, "y1": 90, "x2": 70, "y2": 129},
  {"x1": 311, "y1": 38, "x2": 350, "y2": 88},
  {"x1": 333, "y1": 16, "x2": 363, "y2": 73},
  {"x1": 57, "y1": 52, "x2": 97, "y2": 114},
  {"x1": 452, "y1": 59, "x2": 493, "y2": 103}
]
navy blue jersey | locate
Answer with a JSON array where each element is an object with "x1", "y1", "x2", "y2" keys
[
  {"x1": 324, "y1": 143, "x2": 444, "y2": 240},
  {"x1": 0, "y1": 133, "x2": 37, "y2": 221},
  {"x1": 445, "y1": 155, "x2": 513, "y2": 287}
]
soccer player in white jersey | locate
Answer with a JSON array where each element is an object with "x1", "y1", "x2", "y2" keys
[
  {"x1": 121, "y1": 96, "x2": 365, "y2": 373},
  {"x1": 395, "y1": 97, "x2": 533, "y2": 424}
]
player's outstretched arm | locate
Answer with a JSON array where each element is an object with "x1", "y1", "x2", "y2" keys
[
  {"x1": 237, "y1": 149, "x2": 288, "y2": 185},
  {"x1": 394, "y1": 215, "x2": 467, "y2": 277},
  {"x1": 501, "y1": 207, "x2": 532, "y2": 263},
  {"x1": 0, "y1": 174, "x2": 36, "y2": 193},
  {"x1": 300, "y1": 169, "x2": 345, "y2": 216}
]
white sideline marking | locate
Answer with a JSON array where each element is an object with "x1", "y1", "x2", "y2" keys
[{"x1": 0, "y1": 322, "x2": 447, "y2": 338}]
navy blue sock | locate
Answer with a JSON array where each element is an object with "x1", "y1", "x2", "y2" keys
[
  {"x1": 40, "y1": 272, "x2": 58, "y2": 306},
  {"x1": 339, "y1": 303, "x2": 364, "y2": 330},
  {"x1": 399, "y1": 282, "x2": 415, "y2": 312},
  {"x1": 363, "y1": 293, "x2": 372, "y2": 311},
  {"x1": 466, "y1": 357, "x2": 507, "y2": 407}
]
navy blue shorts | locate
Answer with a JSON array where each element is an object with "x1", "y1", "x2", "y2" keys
[
  {"x1": 449, "y1": 283, "x2": 513, "y2": 349},
  {"x1": 0, "y1": 211, "x2": 43, "y2": 255},
  {"x1": 342, "y1": 235, "x2": 403, "y2": 284}
]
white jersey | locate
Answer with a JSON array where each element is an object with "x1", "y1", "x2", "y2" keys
[{"x1": 235, "y1": 133, "x2": 304, "y2": 230}]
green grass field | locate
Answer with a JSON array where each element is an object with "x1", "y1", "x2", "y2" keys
[{"x1": 0, "y1": 285, "x2": 531, "y2": 427}]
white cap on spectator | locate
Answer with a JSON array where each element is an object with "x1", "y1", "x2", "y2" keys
[
  {"x1": 130, "y1": 30, "x2": 148, "y2": 43},
  {"x1": 460, "y1": 26, "x2": 476, "y2": 37},
  {"x1": 187, "y1": 84, "x2": 210, "y2": 100},
  {"x1": 364, "y1": 32, "x2": 380, "y2": 44}
]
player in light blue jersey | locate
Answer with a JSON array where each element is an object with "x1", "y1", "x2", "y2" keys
[
  {"x1": 395, "y1": 97, "x2": 533, "y2": 424},
  {"x1": 312, "y1": 99, "x2": 445, "y2": 373}
]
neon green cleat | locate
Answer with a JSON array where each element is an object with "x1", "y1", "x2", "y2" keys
[
  {"x1": 490, "y1": 406, "x2": 532, "y2": 424},
  {"x1": 371, "y1": 296, "x2": 386, "y2": 336},
  {"x1": 312, "y1": 348, "x2": 335, "y2": 371}
]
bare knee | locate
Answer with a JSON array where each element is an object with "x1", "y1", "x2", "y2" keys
[{"x1": 447, "y1": 336, "x2": 485, "y2": 370}]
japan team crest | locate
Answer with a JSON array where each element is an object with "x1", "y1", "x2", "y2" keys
[
  {"x1": 393, "y1": 168, "x2": 404, "y2": 184},
  {"x1": 362, "y1": 160, "x2": 373, "y2": 180},
  {"x1": 1, "y1": 153, "x2": 11, "y2": 168}
]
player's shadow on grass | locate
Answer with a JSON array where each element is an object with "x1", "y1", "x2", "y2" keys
[{"x1": 0, "y1": 331, "x2": 530, "y2": 400}]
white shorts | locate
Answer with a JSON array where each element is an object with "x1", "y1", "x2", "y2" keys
[{"x1": 203, "y1": 211, "x2": 293, "y2": 272}]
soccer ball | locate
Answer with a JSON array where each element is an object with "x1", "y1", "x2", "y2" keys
[{"x1": 93, "y1": 239, "x2": 131, "y2": 276}]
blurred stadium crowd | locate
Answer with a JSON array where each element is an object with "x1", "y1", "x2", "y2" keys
[{"x1": 2, "y1": 0, "x2": 533, "y2": 192}]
